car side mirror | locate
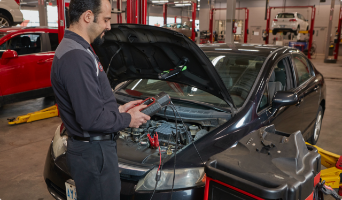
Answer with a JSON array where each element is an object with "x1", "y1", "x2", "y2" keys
[
  {"x1": 2, "y1": 50, "x2": 18, "y2": 59},
  {"x1": 271, "y1": 91, "x2": 298, "y2": 111}
]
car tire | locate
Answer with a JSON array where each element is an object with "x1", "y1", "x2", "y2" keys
[
  {"x1": 272, "y1": 30, "x2": 277, "y2": 35},
  {"x1": 0, "y1": 14, "x2": 12, "y2": 27},
  {"x1": 308, "y1": 105, "x2": 323, "y2": 145},
  {"x1": 294, "y1": 26, "x2": 300, "y2": 36}
]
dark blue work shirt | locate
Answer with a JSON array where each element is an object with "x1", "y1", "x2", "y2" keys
[{"x1": 51, "y1": 30, "x2": 131, "y2": 137}]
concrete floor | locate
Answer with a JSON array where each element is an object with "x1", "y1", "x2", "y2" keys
[{"x1": 0, "y1": 54, "x2": 342, "y2": 200}]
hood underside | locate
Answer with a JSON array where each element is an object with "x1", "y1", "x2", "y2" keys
[{"x1": 92, "y1": 24, "x2": 236, "y2": 110}]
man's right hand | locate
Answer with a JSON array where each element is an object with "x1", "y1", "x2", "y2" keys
[{"x1": 127, "y1": 105, "x2": 151, "y2": 128}]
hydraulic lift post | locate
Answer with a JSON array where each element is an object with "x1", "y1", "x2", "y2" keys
[
  {"x1": 209, "y1": 7, "x2": 249, "y2": 43},
  {"x1": 192, "y1": 2, "x2": 197, "y2": 41},
  {"x1": 57, "y1": 0, "x2": 65, "y2": 43},
  {"x1": 334, "y1": 6, "x2": 342, "y2": 60},
  {"x1": 117, "y1": 0, "x2": 122, "y2": 23},
  {"x1": 127, "y1": 0, "x2": 147, "y2": 24},
  {"x1": 265, "y1": 6, "x2": 316, "y2": 59}
]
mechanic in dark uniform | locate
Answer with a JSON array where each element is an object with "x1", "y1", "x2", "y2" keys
[{"x1": 50, "y1": 0, "x2": 150, "y2": 199}]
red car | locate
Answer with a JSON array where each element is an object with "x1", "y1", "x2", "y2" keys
[{"x1": 0, "y1": 27, "x2": 59, "y2": 107}]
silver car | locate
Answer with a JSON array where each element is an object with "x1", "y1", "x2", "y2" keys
[
  {"x1": 0, "y1": 0, "x2": 23, "y2": 27},
  {"x1": 272, "y1": 12, "x2": 309, "y2": 35}
]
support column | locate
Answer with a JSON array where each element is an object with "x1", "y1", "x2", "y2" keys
[
  {"x1": 163, "y1": 4, "x2": 167, "y2": 25},
  {"x1": 38, "y1": 0, "x2": 48, "y2": 26},
  {"x1": 225, "y1": 0, "x2": 236, "y2": 44},
  {"x1": 209, "y1": 9, "x2": 213, "y2": 43},
  {"x1": 57, "y1": 0, "x2": 65, "y2": 43},
  {"x1": 324, "y1": 0, "x2": 336, "y2": 63}
]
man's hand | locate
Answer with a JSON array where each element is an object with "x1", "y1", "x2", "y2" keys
[
  {"x1": 127, "y1": 105, "x2": 151, "y2": 128},
  {"x1": 118, "y1": 100, "x2": 144, "y2": 113}
]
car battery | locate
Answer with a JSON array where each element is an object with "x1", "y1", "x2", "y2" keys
[{"x1": 204, "y1": 125, "x2": 321, "y2": 200}]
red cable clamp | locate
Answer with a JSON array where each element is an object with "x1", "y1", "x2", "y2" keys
[{"x1": 147, "y1": 133, "x2": 159, "y2": 148}]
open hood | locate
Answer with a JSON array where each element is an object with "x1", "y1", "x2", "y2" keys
[{"x1": 93, "y1": 24, "x2": 236, "y2": 110}]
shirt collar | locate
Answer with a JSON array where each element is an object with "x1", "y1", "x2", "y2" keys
[{"x1": 64, "y1": 30, "x2": 92, "y2": 50}]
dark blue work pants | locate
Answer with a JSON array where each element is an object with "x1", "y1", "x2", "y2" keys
[{"x1": 66, "y1": 138, "x2": 121, "y2": 200}]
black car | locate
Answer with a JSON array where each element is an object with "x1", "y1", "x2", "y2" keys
[{"x1": 44, "y1": 24, "x2": 326, "y2": 200}]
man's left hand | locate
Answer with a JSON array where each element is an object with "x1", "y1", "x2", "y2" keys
[{"x1": 118, "y1": 100, "x2": 144, "y2": 113}]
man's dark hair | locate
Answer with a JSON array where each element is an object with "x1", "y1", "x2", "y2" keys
[{"x1": 69, "y1": 0, "x2": 102, "y2": 25}]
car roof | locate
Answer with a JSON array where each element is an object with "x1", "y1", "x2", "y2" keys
[
  {"x1": 199, "y1": 43, "x2": 286, "y2": 57},
  {"x1": 277, "y1": 12, "x2": 297, "y2": 14},
  {"x1": 0, "y1": 26, "x2": 58, "y2": 34}
]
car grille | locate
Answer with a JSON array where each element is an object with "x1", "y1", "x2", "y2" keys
[
  {"x1": 48, "y1": 180, "x2": 67, "y2": 199},
  {"x1": 120, "y1": 179, "x2": 138, "y2": 196}
]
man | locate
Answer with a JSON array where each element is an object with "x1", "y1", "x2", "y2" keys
[{"x1": 50, "y1": 0, "x2": 150, "y2": 199}]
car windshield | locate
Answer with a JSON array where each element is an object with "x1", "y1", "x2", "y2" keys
[
  {"x1": 206, "y1": 53, "x2": 266, "y2": 107},
  {"x1": 276, "y1": 13, "x2": 295, "y2": 18},
  {"x1": 0, "y1": 33, "x2": 7, "y2": 39},
  {"x1": 117, "y1": 53, "x2": 265, "y2": 109},
  {"x1": 118, "y1": 79, "x2": 230, "y2": 108}
]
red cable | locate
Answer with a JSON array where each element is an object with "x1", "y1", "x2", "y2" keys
[{"x1": 158, "y1": 146, "x2": 161, "y2": 171}]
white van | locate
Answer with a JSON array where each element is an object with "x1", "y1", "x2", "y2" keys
[{"x1": 0, "y1": 0, "x2": 23, "y2": 27}]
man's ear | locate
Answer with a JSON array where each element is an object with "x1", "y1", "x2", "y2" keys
[{"x1": 82, "y1": 10, "x2": 94, "y2": 24}]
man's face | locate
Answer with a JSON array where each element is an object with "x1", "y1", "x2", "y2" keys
[{"x1": 90, "y1": 0, "x2": 112, "y2": 45}]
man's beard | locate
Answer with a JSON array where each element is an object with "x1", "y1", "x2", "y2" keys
[{"x1": 93, "y1": 31, "x2": 106, "y2": 45}]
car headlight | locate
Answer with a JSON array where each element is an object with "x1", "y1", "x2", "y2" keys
[
  {"x1": 52, "y1": 124, "x2": 68, "y2": 159},
  {"x1": 136, "y1": 167, "x2": 205, "y2": 191}
]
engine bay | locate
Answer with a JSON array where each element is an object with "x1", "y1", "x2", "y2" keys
[{"x1": 119, "y1": 117, "x2": 211, "y2": 149}]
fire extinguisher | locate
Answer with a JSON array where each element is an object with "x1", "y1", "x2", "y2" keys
[{"x1": 232, "y1": 20, "x2": 237, "y2": 33}]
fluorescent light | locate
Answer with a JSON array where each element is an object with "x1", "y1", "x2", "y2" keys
[
  {"x1": 152, "y1": 0, "x2": 168, "y2": 3},
  {"x1": 237, "y1": 49, "x2": 259, "y2": 52},
  {"x1": 174, "y1": 3, "x2": 191, "y2": 6},
  {"x1": 215, "y1": 48, "x2": 232, "y2": 51}
]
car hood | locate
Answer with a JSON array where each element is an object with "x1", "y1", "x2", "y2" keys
[{"x1": 93, "y1": 24, "x2": 236, "y2": 110}]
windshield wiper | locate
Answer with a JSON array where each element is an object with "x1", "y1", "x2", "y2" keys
[{"x1": 170, "y1": 98, "x2": 231, "y2": 113}]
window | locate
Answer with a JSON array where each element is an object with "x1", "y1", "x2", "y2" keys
[
  {"x1": 276, "y1": 13, "x2": 295, "y2": 18},
  {"x1": 207, "y1": 53, "x2": 266, "y2": 107},
  {"x1": 258, "y1": 87, "x2": 269, "y2": 111},
  {"x1": 0, "y1": 40, "x2": 7, "y2": 59},
  {"x1": 258, "y1": 58, "x2": 289, "y2": 112},
  {"x1": 297, "y1": 14, "x2": 302, "y2": 20},
  {"x1": 292, "y1": 55, "x2": 313, "y2": 85},
  {"x1": 7, "y1": 34, "x2": 42, "y2": 55},
  {"x1": 49, "y1": 33, "x2": 59, "y2": 51}
]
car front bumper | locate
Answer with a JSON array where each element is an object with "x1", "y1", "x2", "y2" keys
[{"x1": 44, "y1": 143, "x2": 205, "y2": 200}]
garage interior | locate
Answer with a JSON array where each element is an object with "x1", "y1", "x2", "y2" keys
[{"x1": 1, "y1": 0, "x2": 342, "y2": 199}]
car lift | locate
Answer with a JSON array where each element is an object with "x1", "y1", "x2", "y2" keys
[
  {"x1": 209, "y1": 7, "x2": 249, "y2": 43},
  {"x1": 7, "y1": 104, "x2": 59, "y2": 125},
  {"x1": 265, "y1": 6, "x2": 316, "y2": 59},
  {"x1": 162, "y1": 2, "x2": 197, "y2": 42}
]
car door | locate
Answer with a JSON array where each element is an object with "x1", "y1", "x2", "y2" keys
[
  {"x1": 291, "y1": 54, "x2": 319, "y2": 140},
  {"x1": 34, "y1": 32, "x2": 56, "y2": 89},
  {"x1": 258, "y1": 56, "x2": 303, "y2": 134},
  {"x1": 0, "y1": 33, "x2": 43, "y2": 96}
]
